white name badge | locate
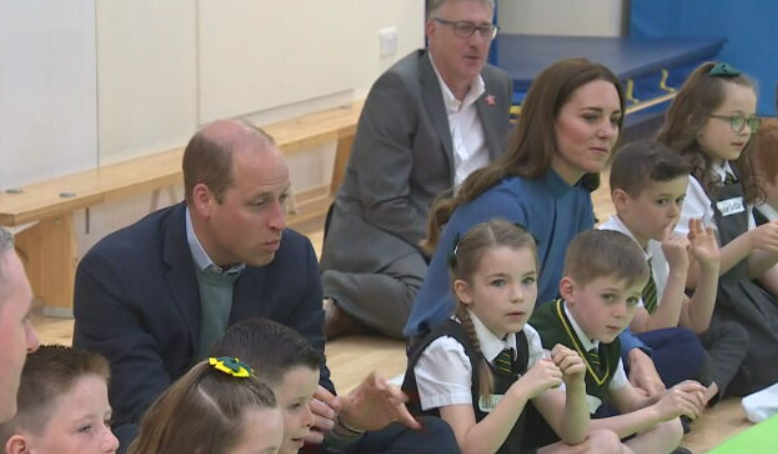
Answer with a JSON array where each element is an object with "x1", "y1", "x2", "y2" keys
[
  {"x1": 478, "y1": 394, "x2": 504, "y2": 413},
  {"x1": 717, "y1": 197, "x2": 745, "y2": 217}
]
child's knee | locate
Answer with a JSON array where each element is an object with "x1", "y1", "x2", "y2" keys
[{"x1": 587, "y1": 429, "x2": 622, "y2": 454}]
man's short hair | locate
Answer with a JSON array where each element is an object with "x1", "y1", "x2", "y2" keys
[
  {"x1": 610, "y1": 140, "x2": 692, "y2": 197},
  {"x1": 182, "y1": 120, "x2": 275, "y2": 205},
  {"x1": 0, "y1": 345, "x2": 110, "y2": 443},
  {"x1": 210, "y1": 318, "x2": 324, "y2": 387},
  {"x1": 564, "y1": 230, "x2": 649, "y2": 289},
  {"x1": 426, "y1": 0, "x2": 495, "y2": 19}
]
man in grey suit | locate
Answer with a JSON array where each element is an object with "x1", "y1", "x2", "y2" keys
[{"x1": 320, "y1": 0, "x2": 513, "y2": 339}]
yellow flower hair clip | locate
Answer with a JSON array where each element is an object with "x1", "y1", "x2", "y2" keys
[{"x1": 209, "y1": 356, "x2": 254, "y2": 378}]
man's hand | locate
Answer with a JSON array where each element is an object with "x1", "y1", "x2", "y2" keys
[
  {"x1": 338, "y1": 371, "x2": 422, "y2": 432},
  {"x1": 305, "y1": 385, "x2": 342, "y2": 444},
  {"x1": 628, "y1": 349, "x2": 666, "y2": 397}
]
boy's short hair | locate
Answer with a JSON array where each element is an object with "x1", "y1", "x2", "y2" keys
[
  {"x1": 564, "y1": 230, "x2": 649, "y2": 289},
  {"x1": 610, "y1": 140, "x2": 692, "y2": 197},
  {"x1": 210, "y1": 318, "x2": 325, "y2": 386},
  {"x1": 754, "y1": 118, "x2": 778, "y2": 184},
  {"x1": 0, "y1": 345, "x2": 110, "y2": 442}
]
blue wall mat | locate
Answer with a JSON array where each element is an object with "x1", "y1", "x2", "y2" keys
[{"x1": 631, "y1": 0, "x2": 778, "y2": 116}]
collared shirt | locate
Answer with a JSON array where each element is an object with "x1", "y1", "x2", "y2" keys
[
  {"x1": 756, "y1": 203, "x2": 778, "y2": 223},
  {"x1": 186, "y1": 207, "x2": 245, "y2": 276},
  {"x1": 429, "y1": 54, "x2": 489, "y2": 187},
  {"x1": 676, "y1": 162, "x2": 755, "y2": 237},
  {"x1": 559, "y1": 302, "x2": 628, "y2": 392},
  {"x1": 598, "y1": 215, "x2": 669, "y2": 309},
  {"x1": 413, "y1": 311, "x2": 544, "y2": 411}
]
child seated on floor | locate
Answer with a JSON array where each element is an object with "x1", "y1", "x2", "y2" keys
[
  {"x1": 0, "y1": 344, "x2": 119, "y2": 454},
  {"x1": 752, "y1": 118, "x2": 778, "y2": 225},
  {"x1": 127, "y1": 357, "x2": 283, "y2": 454},
  {"x1": 602, "y1": 139, "x2": 748, "y2": 400},
  {"x1": 211, "y1": 318, "x2": 323, "y2": 454},
  {"x1": 211, "y1": 317, "x2": 459, "y2": 454},
  {"x1": 658, "y1": 62, "x2": 778, "y2": 393},
  {"x1": 403, "y1": 219, "x2": 622, "y2": 454},
  {"x1": 530, "y1": 230, "x2": 708, "y2": 454}
]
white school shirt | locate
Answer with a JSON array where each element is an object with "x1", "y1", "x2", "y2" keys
[
  {"x1": 413, "y1": 311, "x2": 544, "y2": 411},
  {"x1": 756, "y1": 204, "x2": 778, "y2": 222},
  {"x1": 598, "y1": 215, "x2": 669, "y2": 308},
  {"x1": 675, "y1": 161, "x2": 755, "y2": 237},
  {"x1": 429, "y1": 55, "x2": 489, "y2": 188},
  {"x1": 556, "y1": 302, "x2": 629, "y2": 414}
]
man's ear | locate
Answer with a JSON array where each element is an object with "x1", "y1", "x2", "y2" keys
[
  {"x1": 6, "y1": 433, "x2": 30, "y2": 454},
  {"x1": 559, "y1": 276, "x2": 576, "y2": 304},
  {"x1": 611, "y1": 188, "x2": 631, "y2": 213},
  {"x1": 191, "y1": 183, "x2": 214, "y2": 218},
  {"x1": 453, "y1": 279, "x2": 473, "y2": 306}
]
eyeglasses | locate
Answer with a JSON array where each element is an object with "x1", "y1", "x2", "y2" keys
[
  {"x1": 432, "y1": 18, "x2": 499, "y2": 40},
  {"x1": 709, "y1": 114, "x2": 761, "y2": 134}
]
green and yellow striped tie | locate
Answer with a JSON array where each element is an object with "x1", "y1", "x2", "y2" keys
[
  {"x1": 642, "y1": 258, "x2": 658, "y2": 315},
  {"x1": 587, "y1": 348, "x2": 602, "y2": 374},
  {"x1": 495, "y1": 348, "x2": 513, "y2": 374},
  {"x1": 724, "y1": 172, "x2": 738, "y2": 185}
]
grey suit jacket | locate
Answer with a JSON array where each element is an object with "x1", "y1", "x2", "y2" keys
[{"x1": 321, "y1": 49, "x2": 512, "y2": 273}]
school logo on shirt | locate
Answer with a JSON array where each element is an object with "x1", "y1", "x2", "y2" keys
[
  {"x1": 716, "y1": 197, "x2": 745, "y2": 217},
  {"x1": 478, "y1": 394, "x2": 504, "y2": 413}
]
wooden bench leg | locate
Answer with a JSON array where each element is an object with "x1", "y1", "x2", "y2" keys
[
  {"x1": 15, "y1": 213, "x2": 77, "y2": 318},
  {"x1": 330, "y1": 134, "x2": 354, "y2": 196}
]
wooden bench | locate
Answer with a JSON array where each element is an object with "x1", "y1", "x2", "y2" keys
[{"x1": 0, "y1": 100, "x2": 363, "y2": 316}]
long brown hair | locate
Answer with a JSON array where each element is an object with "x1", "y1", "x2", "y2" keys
[
  {"x1": 449, "y1": 219, "x2": 538, "y2": 400},
  {"x1": 424, "y1": 58, "x2": 625, "y2": 252},
  {"x1": 657, "y1": 62, "x2": 763, "y2": 204},
  {"x1": 127, "y1": 360, "x2": 278, "y2": 454}
]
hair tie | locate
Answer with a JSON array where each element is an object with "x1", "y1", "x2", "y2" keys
[
  {"x1": 448, "y1": 233, "x2": 461, "y2": 268},
  {"x1": 709, "y1": 62, "x2": 741, "y2": 78},
  {"x1": 209, "y1": 356, "x2": 253, "y2": 378}
]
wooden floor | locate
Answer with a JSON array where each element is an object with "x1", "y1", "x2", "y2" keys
[{"x1": 31, "y1": 172, "x2": 755, "y2": 452}]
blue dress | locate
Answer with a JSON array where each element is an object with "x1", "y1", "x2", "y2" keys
[{"x1": 404, "y1": 170, "x2": 594, "y2": 337}]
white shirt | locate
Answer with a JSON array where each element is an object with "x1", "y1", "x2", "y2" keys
[
  {"x1": 559, "y1": 302, "x2": 628, "y2": 413},
  {"x1": 429, "y1": 55, "x2": 489, "y2": 187},
  {"x1": 598, "y1": 215, "x2": 669, "y2": 308},
  {"x1": 676, "y1": 162, "x2": 755, "y2": 238},
  {"x1": 756, "y1": 203, "x2": 778, "y2": 222},
  {"x1": 413, "y1": 311, "x2": 544, "y2": 411}
]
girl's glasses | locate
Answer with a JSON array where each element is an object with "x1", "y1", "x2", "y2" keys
[{"x1": 709, "y1": 114, "x2": 761, "y2": 134}]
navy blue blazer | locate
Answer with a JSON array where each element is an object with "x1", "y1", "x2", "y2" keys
[{"x1": 73, "y1": 202, "x2": 331, "y2": 448}]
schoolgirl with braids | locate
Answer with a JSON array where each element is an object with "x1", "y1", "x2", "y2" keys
[
  {"x1": 127, "y1": 357, "x2": 283, "y2": 454},
  {"x1": 658, "y1": 62, "x2": 778, "y2": 393},
  {"x1": 402, "y1": 219, "x2": 621, "y2": 454}
]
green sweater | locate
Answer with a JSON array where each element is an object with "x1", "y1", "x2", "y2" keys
[{"x1": 530, "y1": 299, "x2": 621, "y2": 413}]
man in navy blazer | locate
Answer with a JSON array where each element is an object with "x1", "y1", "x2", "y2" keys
[
  {"x1": 73, "y1": 120, "x2": 459, "y2": 453},
  {"x1": 73, "y1": 121, "x2": 329, "y2": 449}
]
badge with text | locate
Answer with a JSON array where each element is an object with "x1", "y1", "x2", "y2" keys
[{"x1": 716, "y1": 197, "x2": 745, "y2": 217}]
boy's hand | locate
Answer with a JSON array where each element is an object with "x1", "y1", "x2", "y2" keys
[
  {"x1": 661, "y1": 223, "x2": 691, "y2": 271},
  {"x1": 306, "y1": 385, "x2": 342, "y2": 443},
  {"x1": 550, "y1": 344, "x2": 585, "y2": 385},
  {"x1": 653, "y1": 380, "x2": 707, "y2": 421},
  {"x1": 748, "y1": 220, "x2": 778, "y2": 254},
  {"x1": 512, "y1": 358, "x2": 563, "y2": 400},
  {"x1": 688, "y1": 218, "x2": 720, "y2": 268}
]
